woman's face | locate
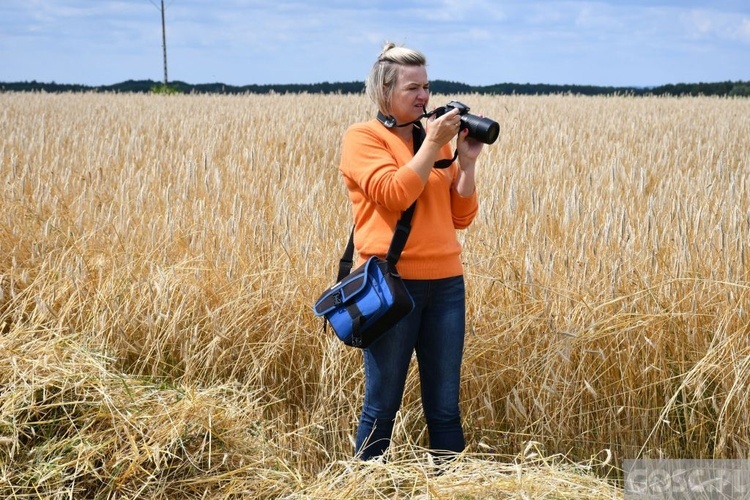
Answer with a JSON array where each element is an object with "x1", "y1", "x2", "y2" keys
[{"x1": 389, "y1": 65, "x2": 430, "y2": 124}]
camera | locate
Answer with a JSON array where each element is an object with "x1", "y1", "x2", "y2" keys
[{"x1": 431, "y1": 101, "x2": 499, "y2": 145}]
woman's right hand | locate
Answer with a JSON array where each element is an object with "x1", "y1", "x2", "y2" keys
[
  {"x1": 405, "y1": 107, "x2": 462, "y2": 185},
  {"x1": 425, "y1": 108, "x2": 462, "y2": 147}
]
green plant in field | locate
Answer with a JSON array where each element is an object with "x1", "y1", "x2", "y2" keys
[{"x1": 150, "y1": 83, "x2": 181, "y2": 95}]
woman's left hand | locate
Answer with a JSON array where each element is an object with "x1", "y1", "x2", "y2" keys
[
  {"x1": 453, "y1": 127, "x2": 483, "y2": 197},
  {"x1": 456, "y1": 128, "x2": 483, "y2": 170}
]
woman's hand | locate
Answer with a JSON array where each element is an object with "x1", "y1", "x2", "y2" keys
[
  {"x1": 453, "y1": 123, "x2": 484, "y2": 197},
  {"x1": 424, "y1": 108, "x2": 462, "y2": 147},
  {"x1": 457, "y1": 128, "x2": 483, "y2": 169}
]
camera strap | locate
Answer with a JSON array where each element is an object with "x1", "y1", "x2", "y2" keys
[
  {"x1": 377, "y1": 112, "x2": 456, "y2": 169},
  {"x1": 412, "y1": 122, "x2": 457, "y2": 170},
  {"x1": 377, "y1": 111, "x2": 418, "y2": 128}
]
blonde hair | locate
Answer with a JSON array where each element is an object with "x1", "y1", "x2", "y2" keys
[{"x1": 365, "y1": 42, "x2": 427, "y2": 116}]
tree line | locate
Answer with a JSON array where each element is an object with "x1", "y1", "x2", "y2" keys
[{"x1": 2, "y1": 79, "x2": 749, "y2": 97}]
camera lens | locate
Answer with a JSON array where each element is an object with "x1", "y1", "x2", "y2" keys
[{"x1": 461, "y1": 114, "x2": 500, "y2": 145}]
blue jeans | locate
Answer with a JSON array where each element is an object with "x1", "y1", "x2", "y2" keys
[{"x1": 355, "y1": 275, "x2": 466, "y2": 460}]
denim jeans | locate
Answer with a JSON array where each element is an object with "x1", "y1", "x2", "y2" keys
[{"x1": 355, "y1": 275, "x2": 466, "y2": 460}]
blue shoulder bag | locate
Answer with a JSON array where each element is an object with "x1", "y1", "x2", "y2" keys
[{"x1": 313, "y1": 202, "x2": 416, "y2": 348}]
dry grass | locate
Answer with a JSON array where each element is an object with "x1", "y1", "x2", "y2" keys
[{"x1": 1, "y1": 90, "x2": 748, "y2": 497}]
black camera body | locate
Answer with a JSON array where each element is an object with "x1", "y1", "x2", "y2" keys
[{"x1": 433, "y1": 100, "x2": 499, "y2": 145}]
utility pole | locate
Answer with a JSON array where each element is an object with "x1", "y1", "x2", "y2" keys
[{"x1": 161, "y1": 0, "x2": 168, "y2": 85}]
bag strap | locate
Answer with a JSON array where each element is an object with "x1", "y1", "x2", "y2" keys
[
  {"x1": 337, "y1": 202, "x2": 415, "y2": 282},
  {"x1": 336, "y1": 123, "x2": 425, "y2": 282},
  {"x1": 336, "y1": 230, "x2": 356, "y2": 282}
]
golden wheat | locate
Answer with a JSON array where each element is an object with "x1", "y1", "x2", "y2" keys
[{"x1": 1, "y1": 90, "x2": 748, "y2": 497}]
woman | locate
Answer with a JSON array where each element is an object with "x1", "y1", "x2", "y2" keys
[{"x1": 339, "y1": 42, "x2": 484, "y2": 460}]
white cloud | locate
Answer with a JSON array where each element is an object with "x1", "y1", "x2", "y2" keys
[
  {"x1": 681, "y1": 8, "x2": 750, "y2": 44},
  {"x1": 741, "y1": 18, "x2": 750, "y2": 42}
]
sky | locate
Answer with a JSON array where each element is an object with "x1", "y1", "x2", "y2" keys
[{"x1": 1, "y1": 0, "x2": 749, "y2": 88}]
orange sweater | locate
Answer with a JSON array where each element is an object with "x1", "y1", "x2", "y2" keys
[{"x1": 339, "y1": 119, "x2": 478, "y2": 280}]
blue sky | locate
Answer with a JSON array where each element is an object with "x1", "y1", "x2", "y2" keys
[{"x1": 1, "y1": 0, "x2": 748, "y2": 87}]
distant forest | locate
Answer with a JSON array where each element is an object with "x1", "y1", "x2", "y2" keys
[{"x1": 2, "y1": 79, "x2": 749, "y2": 97}]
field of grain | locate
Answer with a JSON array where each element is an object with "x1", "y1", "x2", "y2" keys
[{"x1": 1, "y1": 91, "x2": 748, "y2": 498}]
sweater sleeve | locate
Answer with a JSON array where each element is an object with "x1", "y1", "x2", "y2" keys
[
  {"x1": 450, "y1": 168, "x2": 479, "y2": 229},
  {"x1": 339, "y1": 122, "x2": 424, "y2": 212}
]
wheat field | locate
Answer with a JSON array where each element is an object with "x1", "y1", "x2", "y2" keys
[{"x1": 1, "y1": 91, "x2": 748, "y2": 498}]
